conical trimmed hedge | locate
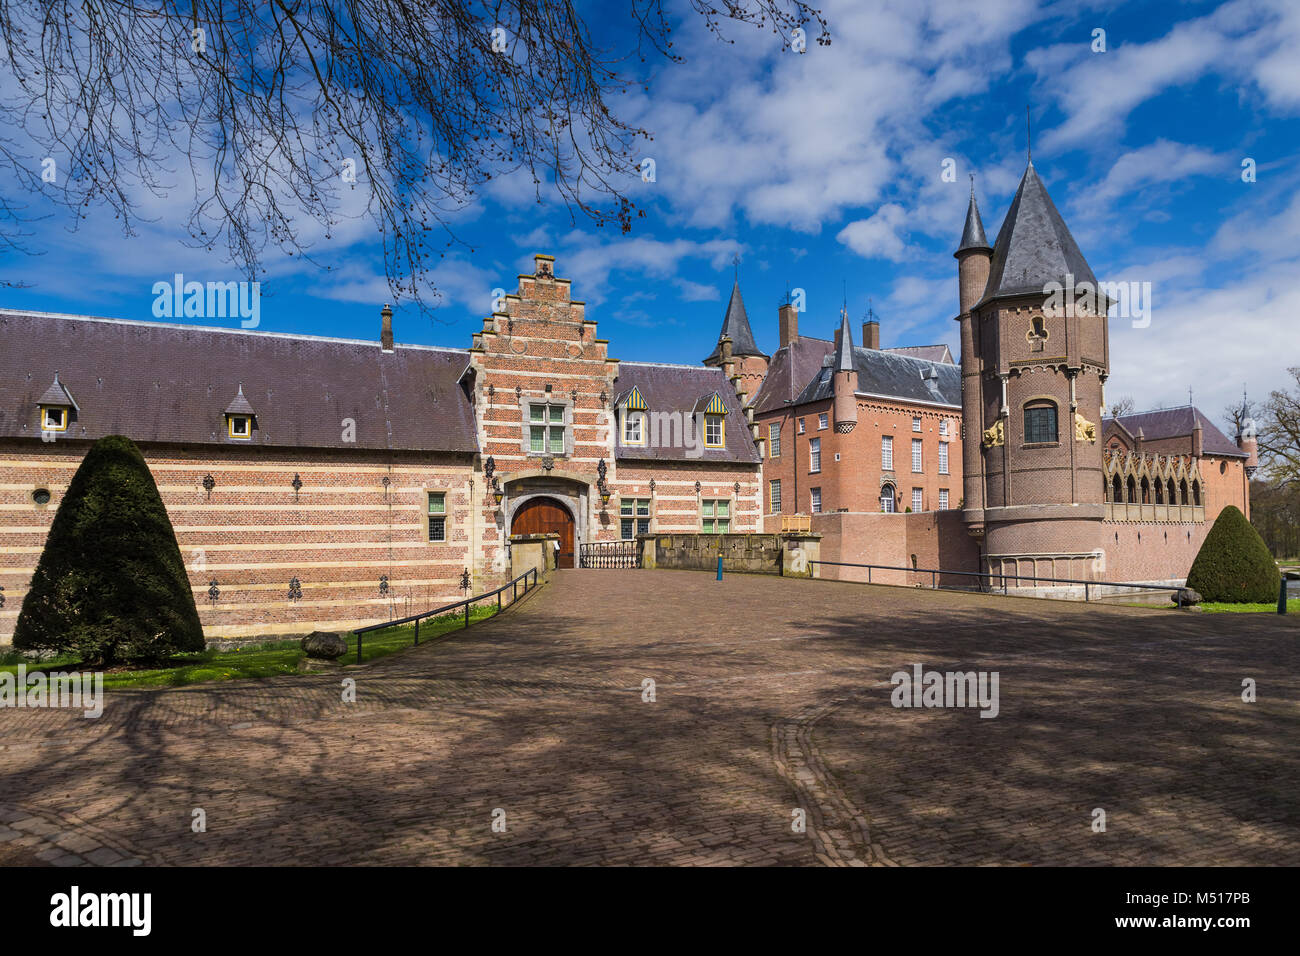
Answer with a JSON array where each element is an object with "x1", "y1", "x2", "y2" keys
[
  {"x1": 1185, "y1": 505, "x2": 1280, "y2": 603},
  {"x1": 14, "y1": 435, "x2": 204, "y2": 664}
]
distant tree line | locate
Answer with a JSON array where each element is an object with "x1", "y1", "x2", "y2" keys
[{"x1": 1227, "y1": 368, "x2": 1300, "y2": 559}]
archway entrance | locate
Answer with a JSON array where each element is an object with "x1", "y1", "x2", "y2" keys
[{"x1": 511, "y1": 496, "x2": 576, "y2": 568}]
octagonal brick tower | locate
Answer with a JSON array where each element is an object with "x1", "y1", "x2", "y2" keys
[{"x1": 955, "y1": 163, "x2": 1111, "y2": 583}]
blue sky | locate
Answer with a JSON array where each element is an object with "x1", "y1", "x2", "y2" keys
[{"x1": 2, "y1": 0, "x2": 1298, "y2": 423}]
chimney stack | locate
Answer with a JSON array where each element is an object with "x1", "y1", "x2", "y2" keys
[
  {"x1": 1192, "y1": 415, "x2": 1204, "y2": 458},
  {"x1": 380, "y1": 304, "x2": 394, "y2": 352},
  {"x1": 863, "y1": 319, "x2": 880, "y2": 350},
  {"x1": 778, "y1": 302, "x2": 798, "y2": 348}
]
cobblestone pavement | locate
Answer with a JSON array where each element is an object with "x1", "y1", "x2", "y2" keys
[{"x1": 1, "y1": 570, "x2": 1297, "y2": 866}]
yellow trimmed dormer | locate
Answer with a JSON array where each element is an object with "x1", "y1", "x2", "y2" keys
[
  {"x1": 224, "y1": 384, "x2": 256, "y2": 441},
  {"x1": 36, "y1": 372, "x2": 77, "y2": 433}
]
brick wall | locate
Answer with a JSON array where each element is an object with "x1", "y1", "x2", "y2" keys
[
  {"x1": 810, "y1": 510, "x2": 979, "y2": 585},
  {"x1": 0, "y1": 441, "x2": 478, "y2": 641},
  {"x1": 758, "y1": 397, "x2": 962, "y2": 529}
]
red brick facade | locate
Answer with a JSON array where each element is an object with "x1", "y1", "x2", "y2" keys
[{"x1": 0, "y1": 255, "x2": 763, "y2": 641}]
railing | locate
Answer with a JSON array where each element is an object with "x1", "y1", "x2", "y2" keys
[
  {"x1": 351, "y1": 567, "x2": 539, "y2": 663},
  {"x1": 579, "y1": 540, "x2": 640, "y2": 569},
  {"x1": 780, "y1": 514, "x2": 812, "y2": 533},
  {"x1": 808, "y1": 560, "x2": 1186, "y2": 603}
]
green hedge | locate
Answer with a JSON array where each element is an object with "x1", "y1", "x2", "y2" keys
[
  {"x1": 1186, "y1": 505, "x2": 1281, "y2": 604},
  {"x1": 14, "y1": 435, "x2": 204, "y2": 664}
]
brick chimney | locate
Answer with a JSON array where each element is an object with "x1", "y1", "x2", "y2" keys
[
  {"x1": 862, "y1": 319, "x2": 880, "y2": 350},
  {"x1": 778, "y1": 302, "x2": 798, "y2": 348},
  {"x1": 380, "y1": 303, "x2": 394, "y2": 352}
]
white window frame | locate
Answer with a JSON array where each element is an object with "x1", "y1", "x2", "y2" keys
[
  {"x1": 911, "y1": 487, "x2": 923, "y2": 512},
  {"x1": 810, "y1": 487, "x2": 822, "y2": 514},
  {"x1": 809, "y1": 437, "x2": 821, "y2": 474},
  {"x1": 818, "y1": 412, "x2": 829, "y2": 430},
  {"x1": 882, "y1": 435, "x2": 894, "y2": 471},
  {"x1": 912, "y1": 417, "x2": 922, "y2": 433},
  {"x1": 912, "y1": 438, "x2": 923, "y2": 473},
  {"x1": 427, "y1": 491, "x2": 448, "y2": 543},
  {"x1": 620, "y1": 498, "x2": 651, "y2": 538},
  {"x1": 769, "y1": 423, "x2": 781, "y2": 458},
  {"x1": 939, "y1": 489, "x2": 949, "y2": 511},
  {"x1": 769, "y1": 479, "x2": 782, "y2": 514},
  {"x1": 939, "y1": 441, "x2": 949, "y2": 475},
  {"x1": 41, "y1": 407, "x2": 68, "y2": 432},
  {"x1": 623, "y1": 411, "x2": 646, "y2": 446}
]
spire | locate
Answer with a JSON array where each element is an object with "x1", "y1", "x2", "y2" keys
[
  {"x1": 703, "y1": 280, "x2": 766, "y2": 364},
  {"x1": 954, "y1": 175, "x2": 992, "y2": 257},
  {"x1": 834, "y1": 305, "x2": 855, "y2": 372},
  {"x1": 1026, "y1": 106, "x2": 1032, "y2": 167},
  {"x1": 979, "y1": 162, "x2": 1100, "y2": 306}
]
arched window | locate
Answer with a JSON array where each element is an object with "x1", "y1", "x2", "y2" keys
[
  {"x1": 1167, "y1": 478, "x2": 1176, "y2": 504},
  {"x1": 1179, "y1": 479, "x2": 1188, "y2": 505},
  {"x1": 1154, "y1": 479, "x2": 1164, "y2": 504},
  {"x1": 1192, "y1": 480, "x2": 1201, "y2": 506},
  {"x1": 1140, "y1": 476, "x2": 1151, "y2": 504},
  {"x1": 1126, "y1": 475, "x2": 1137, "y2": 503},
  {"x1": 880, "y1": 483, "x2": 897, "y2": 513},
  {"x1": 1111, "y1": 474, "x2": 1123, "y2": 503},
  {"x1": 1023, "y1": 401, "x2": 1058, "y2": 444}
]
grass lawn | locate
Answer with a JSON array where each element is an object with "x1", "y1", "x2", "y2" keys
[
  {"x1": 1199, "y1": 597, "x2": 1299, "y2": 614},
  {"x1": 0, "y1": 604, "x2": 497, "y2": 690}
]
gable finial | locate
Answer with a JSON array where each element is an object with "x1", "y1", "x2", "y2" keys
[
  {"x1": 732, "y1": 252, "x2": 740, "y2": 282},
  {"x1": 969, "y1": 173, "x2": 975, "y2": 200},
  {"x1": 1026, "y1": 105, "x2": 1032, "y2": 166}
]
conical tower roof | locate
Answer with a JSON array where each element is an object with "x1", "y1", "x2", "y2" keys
[
  {"x1": 703, "y1": 282, "x2": 766, "y2": 364},
  {"x1": 979, "y1": 163, "x2": 1099, "y2": 306},
  {"x1": 833, "y1": 308, "x2": 855, "y2": 372},
  {"x1": 954, "y1": 184, "x2": 992, "y2": 256}
]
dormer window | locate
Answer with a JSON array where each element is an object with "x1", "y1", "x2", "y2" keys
[
  {"x1": 619, "y1": 385, "x2": 648, "y2": 446},
  {"x1": 698, "y1": 392, "x2": 727, "y2": 448},
  {"x1": 705, "y1": 415, "x2": 725, "y2": 448},
  {"x1": 35, "y1": 372, "x2": 77, "y2": 434},
  {"x1": 623, "y1": 411, "x2": 646, "y2": 445},
  {"x1": 223, "y1": 384, "x2": 257, "y2": 441}
]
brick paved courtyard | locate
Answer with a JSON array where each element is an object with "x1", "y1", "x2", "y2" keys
[{"x1": 1, "y1": 569, "x2": 1297, "y2": 866}]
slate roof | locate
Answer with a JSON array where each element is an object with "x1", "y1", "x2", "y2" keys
[
  {"x1": 1105, "y1": 406, "x2": 1245, "y2": 458},
  {"x1": 954, "y1": 188, "x2": 992, "y2": 256},
  {"x1": 36, "y1": 373, "x2": 78, "y2": 410},
  {"x1": 0, "y1": 310, "x2": 479, "y2": 452},
  {"x1": 794, "y1": 347, "x2": 961, "y2": 408},
  {"x1": 612, "y1": 362, "x2": 759, "y2": 464},
  {"x1": 223, "y1": 385, "x2": 256, "y2": 417},
  {"x1": 833, "y1": 311, "x2": 855, "y2": 372},
  {"x1": 886, "y1": 344, "x2": 954, "y2": 364},
  {"x1": 751, "y1": 336, "x2": 834, "y2": 415},
  {"x1": 979, "y1": 163, "x2": 1100, "y2": 306},
  {"x1": 703, "y1": 282, "x2": 766, "y2": 364}
]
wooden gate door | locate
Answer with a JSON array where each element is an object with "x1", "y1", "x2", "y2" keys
[{"x1": 511, "y1": 497, "x2": 576, "y2": 568}]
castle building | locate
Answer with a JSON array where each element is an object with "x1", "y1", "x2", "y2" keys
[
  {"x1": 0, "y1": 160, "x2": 1258, "y2": 641},
  {"x1": 700, "y1": 161, "x2": 1252, "y2": 587},
  {"x1": 0, "y1": 255, "x2": 761, "y2": 640}
]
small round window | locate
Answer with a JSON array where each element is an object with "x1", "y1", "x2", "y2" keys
[{"x1": 32, "y1": 488, "x2": 51, "y2": 505}]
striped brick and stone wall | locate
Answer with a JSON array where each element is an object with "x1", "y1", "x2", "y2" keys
[{"x1": 0, "y1": 441, "x2": 478, "y2": 641}]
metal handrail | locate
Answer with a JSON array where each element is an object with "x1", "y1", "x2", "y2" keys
[
  {"x1": 351, "y1": 566, "x2": 539, "y2": 663},
  {"x1": 807, "y1": 560, "x2": 1185, "y2": 603}
]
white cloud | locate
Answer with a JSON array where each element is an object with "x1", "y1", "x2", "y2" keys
[{"x1": 836, "y1": 204, "x2": 909, "y2": 260}]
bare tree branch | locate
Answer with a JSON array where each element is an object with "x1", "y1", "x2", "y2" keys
[{"x1": 0, "y1": 0, "x2": 829, "y2": 310}]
